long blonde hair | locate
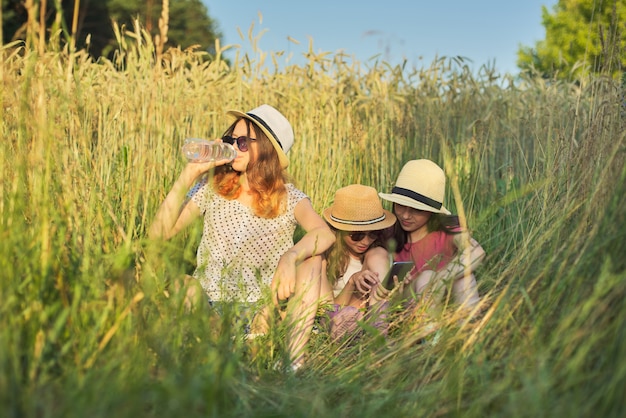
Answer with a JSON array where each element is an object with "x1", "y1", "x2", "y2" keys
[
  {"x1": 325, "y1": 228, "x2": 388, "y2": 286},
  {"x1": 213, "y1": 119, "x2": 289, "y2": 218}
]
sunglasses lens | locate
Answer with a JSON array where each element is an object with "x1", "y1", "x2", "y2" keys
[
  {"x1": 349, "y1": 231, "x2": 382, "y2": 241},
  {"x1": 236, "y1": 136, "x2": 248, "y2": 152},
  {"x1": 349, "y1": 232, "x2": 365, "y2": 241},
  {"x1": 223, "y1": 136, "x2": 249, "y2": 152}
]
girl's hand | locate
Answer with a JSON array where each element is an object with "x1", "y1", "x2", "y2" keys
[
  {"x1": 397, "y1": 269, "x2": 421, "y2": 295},
  {"x1": 182, "y1": 155, "x2": 232, "y2": 177},
  {"x1": 371, "y1": 281, "x2": 391, "y2": 303},
  {"x1": 179, "y1": 161, "x2": 213, "y2": 186},
  {"x1": 372, "y1": 273, "x2": 406, "y2": 301},
  {"x1": 271, "y1": 251, "x2": 298, "y2": 307},
  {"x1": 350, "y1": 270, "x2": 380, "y2": 297},
  {"x1": 182, "y1": 138, "x2": 234, "y2": 179}
]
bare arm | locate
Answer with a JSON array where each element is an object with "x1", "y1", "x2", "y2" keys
[
  {"x1": 272, "y1": 198, "x2": 336, "y2": 303},
  {"x1": 338, "y1": 247, "x2": 391, "y2": 307},
  {"x1": 361, "y1": 247, "x2": 392, "y2": 288},
  {"x1": 319, "y1": 257, "x2": 335, "y2": 306},
  {"x1": 406, "y1": 233, "x2": 485, "y2": 307},
  {"x1": 148, "y1": 161, "x2": 221, "y2": 240},
  {"x1": 444, "y1": 233, "x2": 484, "y2": 307},
  {"x1": 434, "y1": 234, "x2": 485, "y2": 281}
]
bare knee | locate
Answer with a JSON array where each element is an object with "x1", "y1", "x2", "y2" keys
[
  {"x1": 362, "y1": 246, "x2": 390, "y2": 269},
  {"x1": 293, "y1": 255, "x2": 323, "y2": 305},
  {"x1": 296, "y1": 255, "x2": 322, "y2": 279}
]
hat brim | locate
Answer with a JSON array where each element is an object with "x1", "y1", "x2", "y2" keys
[
  {"x1": 227, "y1": 109, "x2": 289, "y2": 168},
  {"x1": 378, "y1": 192, "x2": 451, "y2": 215},
  {"x1": 322, "y1": 207, "x2": 397, "y2": 232}
]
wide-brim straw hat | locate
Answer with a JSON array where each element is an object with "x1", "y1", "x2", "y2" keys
[
  {"x1": 379, "y1": 159, "x2": 451, "y2": 215},
  {"x1": 323, "y1": 184, "x2": 397, "y2": 231},
  {"x1": 227, "y1": 104, "x2": 294, "y2": 168}
]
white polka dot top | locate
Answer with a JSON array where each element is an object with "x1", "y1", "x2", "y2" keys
[{"x1": 189, "y1": 181, "x2": 308, "y2": 303}]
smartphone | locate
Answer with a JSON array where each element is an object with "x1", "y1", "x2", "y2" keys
[{"x1": 382, "y1": 261, "x2": 415, "y2": 290}]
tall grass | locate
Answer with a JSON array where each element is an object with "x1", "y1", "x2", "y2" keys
[{"x1": 1, "y1": 19, "x2": 625, "y2": 418}]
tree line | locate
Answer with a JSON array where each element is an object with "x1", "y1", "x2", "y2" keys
[
  {"x1": 1, "y1": 0, "x2": 221, "y2": 59},
  {"x1": 517, "y1": 0, "x2": 624, "y2": 80},
  {"x1": 2, "y1": 0, "x2": 624, "y2": 80}
]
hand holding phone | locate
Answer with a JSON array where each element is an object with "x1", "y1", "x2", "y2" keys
[{"x1": 382, "y1": 261, "x2": 415, "y2": 290}]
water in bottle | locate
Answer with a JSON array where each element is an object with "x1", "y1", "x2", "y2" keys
[{"x1": 182, "y1": 138, "x2": 237, "y2": 163}]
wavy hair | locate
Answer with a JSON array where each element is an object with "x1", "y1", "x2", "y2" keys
[
  {"x1": 325, "y1": 227, "x2": 389, "y2": 286},
  {"x1": 212, "y1": 118, "x2": 288, "y2": 218},
  {"x1": 391, "y1": 208, "x2": 461, "y2": 254}
]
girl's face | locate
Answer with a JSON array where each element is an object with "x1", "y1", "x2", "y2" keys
[
  {"x1": 394, "y1": 203, "x2": 432, "y2": 234},
  {"x1": 343, "y1": 230, "x2": 380, "y2": 257},
  {"x1": 229, "y1": 119, "x2": 257, "y2": 172}
]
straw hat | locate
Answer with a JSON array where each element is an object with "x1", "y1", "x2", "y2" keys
[
  {"x1": 323, "y1": 184, "x2": 397, "y2": 231},
  {"x1": 227, "y1": 104, "x2": 294, "y2": 168},
  {"x1": 379, "y1": 159, "x2": 451, "y2": 214}
]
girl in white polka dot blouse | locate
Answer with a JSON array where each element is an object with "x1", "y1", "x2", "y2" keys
[{"x1": 149, "y1": 104, "x2": 336, "y2": 370}]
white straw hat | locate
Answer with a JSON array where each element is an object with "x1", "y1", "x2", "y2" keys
[
  {"x1": 323, "y1": 184, "x2": 397, "y2": 231},
  {"x1": 227, "y1": 104, "x2": 294, "y2": 168},
  {"x1": 379, "y1": 159, "x2": 451, "y2": 215}
]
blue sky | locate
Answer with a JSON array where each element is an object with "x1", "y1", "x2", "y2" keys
[{"x1": 202, "y1": 0, "x2": 557, "y2": 75}]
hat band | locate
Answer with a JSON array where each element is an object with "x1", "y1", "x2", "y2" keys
[
  {"x1": 330, "y1": 213, "x2": 387, "y2": 226},
  {"x1": 391, "y1": 187, "x2": 442, "y2": 210},
  {"x1": 246, "y1": 113, "x2": 283, "y2": 150}
]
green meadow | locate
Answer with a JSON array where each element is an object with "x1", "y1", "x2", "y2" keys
[{"x1": 1, "y1": 24, "x2": 625, "y2": 417}]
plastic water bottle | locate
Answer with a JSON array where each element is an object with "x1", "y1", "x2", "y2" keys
[{"x1": 182, "y1": 138, "x2": 237, "y2": 163}]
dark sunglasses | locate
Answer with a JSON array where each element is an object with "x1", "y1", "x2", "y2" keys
[
  {"x1": 222, "y1": 135, "x2": 255, "y2": 152},
  {"x1": 348, "y1": 231, "x2": 381, "y2": 242}
]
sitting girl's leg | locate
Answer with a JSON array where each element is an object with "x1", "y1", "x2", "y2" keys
[
  {"x1": 405, "y1": 270, "x2": 446, "y2": 310},
  {"x1": 249, "y1": 305, "x2": 271, "y2": 336},
  {"x1": 171, "y1": 274, "x2": 203, "y2": 312},
  {"x1": 284, "y1": 255, "x2": 323, "y2": 369}
]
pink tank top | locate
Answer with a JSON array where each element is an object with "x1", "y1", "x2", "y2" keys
[{"x1": 395, "y1": 231, "x2": 457, "y2": 273}]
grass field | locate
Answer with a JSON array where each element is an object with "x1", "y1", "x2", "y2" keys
[{"x1": 1, "y1": 21, "x2": 625, "y2": 418}]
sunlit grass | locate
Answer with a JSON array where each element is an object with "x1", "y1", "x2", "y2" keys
[{"x1": 1, "y1": 19, "x2": 625, "y2": 418}]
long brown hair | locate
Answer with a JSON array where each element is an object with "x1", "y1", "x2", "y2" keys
[
  {"x1": 213, "y1": 118, "x2": 288, "y2": 218},
  {"x1": 391, "y1": 207, "x2": 460, "y2": 254}
]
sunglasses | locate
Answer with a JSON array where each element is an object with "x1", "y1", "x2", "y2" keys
[
  {"x1": 222, "y1": 135, "x2": 255, "y2": 152},
  {"x1": 347, "y1": 231, "x2": 382, "y2": 242}
]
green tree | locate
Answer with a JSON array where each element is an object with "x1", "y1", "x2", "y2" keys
[
  {"x1": 106, "y1": 0, "x2": 221, "y2": 56},
  {"x1": 1, "y1": 0, "x2": 222, "y2": 59},
  {"x1": 517, "y1": 0, "x2": 626, "y2": 80}
]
